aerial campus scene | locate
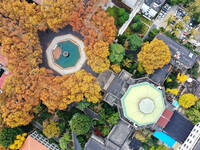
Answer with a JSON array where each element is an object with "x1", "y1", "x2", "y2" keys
[{"x1": 0, "y1": 0, "x2": 200, "y2": 150}]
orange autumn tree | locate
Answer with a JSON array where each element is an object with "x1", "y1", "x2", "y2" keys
[
  {"x1": 0, "y1": 68, "x2": 53, "y2": 127},
  {"x1": 41, "y1": 0, "x2": 83, "y2": 32},
  {"x1": 0, "y1": 0, "x2": 116, "y2": 127},
  {"x1": 40, "y1": 70, "x2": 102, "y2": 112},
  {"x1": 90, "y1": 9, "x2": 116, "y2": 44},
  {"x1": 0, "y1": 0, "x2": 47, "y2": 31}
]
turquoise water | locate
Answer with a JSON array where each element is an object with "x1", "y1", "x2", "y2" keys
[{"x1": 55, "y1": 40, "x2": 80, "y2": 68}]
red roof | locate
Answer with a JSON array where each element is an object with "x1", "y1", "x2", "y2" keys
[
  {"x1": 157, "y1": 108, "x2": 174, "y2": 129},
  {"x1": 20, "y1": 136, "x2": 49, "y2": 150},
  {"x1": 157, "y1": 116, "x2": 169, "y2": 129},
  {"x1": 162, "y1": 108, "x2": 173, "y2": 120}
]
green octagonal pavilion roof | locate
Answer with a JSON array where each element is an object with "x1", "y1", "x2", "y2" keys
[{"x1": 121, "y1": 82, "x2": 165, "y2": 126}]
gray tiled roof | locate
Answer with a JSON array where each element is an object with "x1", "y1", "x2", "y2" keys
[
  {"x1": 85, "y1": 138, "x2": 105, "y2": 150},
  {"x1": 107, "y1": 77, "x2": 126, "y2": 98},
  {"x1": 149, "y1": 64, "x2": 172, "y2": 84},
  {"x1": 106, "y1": 120, "x2": 134, "y2": 147},
  {"x1": 144, "y1": 0, "x2": 166, "y2": 11},
  {"x1": 156, "y1": 34, "x2": 198, "y2": 69}
]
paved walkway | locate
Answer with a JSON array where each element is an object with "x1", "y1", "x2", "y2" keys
[
  {"x1": 84, "y1": 108, "x2": 101, "y2": 119},
  {"x1": 118, "y1": 0, "x2": 144, "y2": 35},
  {"x1": 72, "y1": 132, "x2": 82, "y2": 150}
]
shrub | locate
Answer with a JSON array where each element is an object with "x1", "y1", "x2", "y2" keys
[
  {"x1": 70, "y1": 113, "x2": 92, "y2": 135},
  {"x1": 59, "y1": 133, "x2": 71, "y2": 150},
  {"x1": 43, "y1": 121, "x2": 60, "y2": 138},
  {"x1": 0, "y1": 128, "x2": 23, "y2": 148}
]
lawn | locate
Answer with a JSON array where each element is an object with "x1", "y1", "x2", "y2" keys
[
  {"x1": 139, "y1": 15, "x2": 153, "y2": 26},
  {"x1": 139, "y1": 23, "x2": 149, "y2": 34}
]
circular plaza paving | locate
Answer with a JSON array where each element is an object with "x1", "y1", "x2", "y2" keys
[
  {"x1": 121, "y1": 82, "x2": 165, "y2": 126},
  {"x1": 46, "y1": 34, "x2": 86, "y2": 75}
]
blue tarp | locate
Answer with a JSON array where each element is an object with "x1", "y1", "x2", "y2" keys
[{"x1": 153, "y1": 131, "x2": 176, "y2": 147}]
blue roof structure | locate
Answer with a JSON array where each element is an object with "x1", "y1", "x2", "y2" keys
[
  {"x1": 172, "y1": 100, "x2": 179, "y2": 108},
  {"x1": 153, "y1": 131, "x2": 176, "y2": 147}
]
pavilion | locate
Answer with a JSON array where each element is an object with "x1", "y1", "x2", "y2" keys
[{"x1": 121, "y1": 82, "x2": 166, "y2": 126}]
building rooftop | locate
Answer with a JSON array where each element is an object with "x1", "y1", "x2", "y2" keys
[
  {"x1": 20, "y1": 136, "x2": 49, "y2": 150},
  {"x1": 121, "y1": 82, "x2": 165, "y2": 126},
  {"x1": 121, "y1": 0, "x2": 138, "y2": 9},
  {"x1": 153, "y1": 131, "x2": 176, "y2": 147},
  {"x1": 193, "y1": 139, "x2": 200, "y2": 150},
  {"x1": 149, "y1": 64, "x2": 172, "y2": 85},
  {"x1": 156, "y1": 108, "x2": 173, "y2": 129},
  {"x1": 106, "y1": 120, "x2": 134, "y2": 147},
  {"x1": 163, "y1": 111, "x2": 194, "y2": 144},
  {"x1": 85, "y1": 137, "x2": 106, "y2": 150},
  {"x1": 185, "y1": 79, "x2": 200, "y2": 98},
  {"x1": 156, "y1": 33, "x2": 198, "y2": 69},
  {"x1": 144, "y1": 0, "x2": 166, "y2": 11}
]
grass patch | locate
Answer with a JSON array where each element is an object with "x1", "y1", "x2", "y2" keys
[
  {"x1": 139, "y1": 23, "x2": 149, "y2": 34},
  {"x1": 139, "y1": 15, "x2": 153, "y2": 26}
]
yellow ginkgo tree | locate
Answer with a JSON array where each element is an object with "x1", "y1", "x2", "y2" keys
[
  {"x1": 166, "y1": 88, "x2": 179, "y2": 96},
  {"x1": 179, "y1": 93, "x2": 198, "y2": 109},
  {"x1": 177, "y1": 73, "x2": 188, "y2": 84}
]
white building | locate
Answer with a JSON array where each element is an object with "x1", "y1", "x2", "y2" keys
[
  {"x1": 177, "y1": 123, "x2": 200, "y2": 150},
  {"x1": 141, "y1": 0, "x2": 166, "y2": 19},
  {"x1": 121, "y1": 0, "x2": 138, "y2": 9}
]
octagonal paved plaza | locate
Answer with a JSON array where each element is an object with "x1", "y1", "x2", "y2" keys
[
  {"x1": 121, "y1": 82, "x2": 165, "y2": 126},
  {"x1": 46, "y1": 34, "x2": 86, "y2": 75}
]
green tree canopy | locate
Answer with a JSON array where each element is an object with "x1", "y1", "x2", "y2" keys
[
  {"x1": 109, "y1": 43, "x2": 125, "y2": 64},
  {"x1": 131, "y1": 21, "x2": 142, "y2": 32},
  {"x1": 186, "y1": 100, "x2": 200, "y2": 124},
  {"x1": 117, "y1": 13, "x2": 129, "y2": 26},
  {"x1": 127, "y1": 34, "x2": 142, "y2": 51},
  {"x1": 0, "y1": 127, "x2": 23, "y2": 148},
  {"x1": 59, "y1": 132, "x2": 72, "y2": 150},
  {"x1": 70, "y1": 113, "x2": 92, "y2": 135},
  {"x1": 148, "y1": 28, "x2": 160, "y2": 41},
  {"x1": 133, "y1": 15, "x2": 140, "y2": 23}
]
